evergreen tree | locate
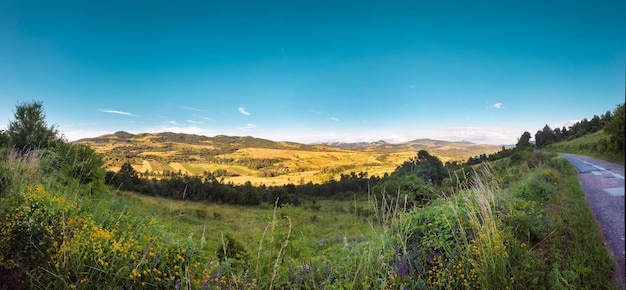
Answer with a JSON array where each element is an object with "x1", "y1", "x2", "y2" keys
[
  {"x1": 6, "y1": 101, "x2": 59, "y2": 152},
  {"x1": 516, "y1": 131, "x2": 532, "y2": 151}
]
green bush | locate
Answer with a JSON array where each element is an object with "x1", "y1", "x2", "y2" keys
[
  {"x1": 217, "y1": 233, "x2": 249, "y2": 263},
  {"x1": 511, "y1": 170, "x2": 560, "y2": 203}
]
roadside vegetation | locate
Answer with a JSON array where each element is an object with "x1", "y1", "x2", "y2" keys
[
  {"x1": 536, "y1": 103, "x2": 625, "y2": 164},
  {"x1": 0, "y1": 101, "x2": 618, "y2": 289}
]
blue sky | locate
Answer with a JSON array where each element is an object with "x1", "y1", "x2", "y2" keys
[{"x1": 1, "y1": 0, "x2": 624, "y2": 145}]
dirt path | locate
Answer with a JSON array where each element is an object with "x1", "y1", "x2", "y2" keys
[{"x1": 558, "y1": 153, "x2": 624, "y2": 289}]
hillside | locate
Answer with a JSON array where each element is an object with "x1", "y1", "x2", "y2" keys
[
  {"x1": 75, "y1": 131, "x2": 506, "y2": 185},
  {"x1": 544, "y1": 130, "x2": 625, "y2": 164}
]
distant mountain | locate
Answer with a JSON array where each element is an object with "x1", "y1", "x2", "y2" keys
[
  {"x1": 321, "y1": 140, "x2": 388, "y2": 148},
  {"x1": 77, "y1": 131, "x2": 318, "y2": 151},
  {"x1": 78, "y1": 132, "x2": 502, "y2": 155}
]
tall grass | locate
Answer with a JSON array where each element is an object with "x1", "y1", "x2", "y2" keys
[
  {"x1": 0, "y1": 150, "x2": 615, "y2": 289},
  {"x1": 447, "y1": 164, "x2": 512, "y2": 288}
]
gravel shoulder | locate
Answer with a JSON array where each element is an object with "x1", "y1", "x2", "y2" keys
[{"x1": 558, "y1": 153, "x2": 625, "y2": 289}]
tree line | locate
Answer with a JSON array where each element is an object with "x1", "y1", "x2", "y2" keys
[{"x1": 534, "y1": 103, "x2": 624, "y2": 152}]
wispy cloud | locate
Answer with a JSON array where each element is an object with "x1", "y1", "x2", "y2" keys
[
  {"x1": 308, "y1": 109, "x2": 323, "y2": 114},
  {"x1": 239, "y1": 123, "x2": 257, "y2": 131},
  {"x1": 238, "y1": 107, "x2": 250, "y2": 115},
  {"x1": 101, "y1": 109, "x2": 135, "y2": 117},
  {"x1": 426, "y1": 126, "x2": 522, "y2": 145},
  {"x1": 330, "y1": 117, "x2": 340, "y2": 122},
  {"x1": 168, "y1": 120, "x2": 177, "y2": 125},
  {"x1": 489, "y1": 103, "x2": 504, "y2": 109},
  {"x1": 187, "y1": 120, "x2": 203, "y2": 124},
  {"x1": 180, "y1": 106, "x2": 207, "y2": 112},
  {"x1": 408, "y1": 84, "x2": 415, "y2": 89}
]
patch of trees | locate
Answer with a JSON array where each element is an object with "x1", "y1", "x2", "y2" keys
[
  {"x1": 319, "y1": 164, "x2": 358, "y2": 175},
  {"x1": 532, "y1": 103, "x2": 624, "y2": 154},
  {"x1": 534, "y1": 109, "x2": 614, "y2": 148},
  {"x1": 235, "y1": 157, "x2": 287, "y2": 170},
  {"x1": 392, "y1": 150, "x2": 447, "y2": 186},
  {"x1": 464, "y1": 146, "x2": 516, "y2": 166},
  {"x1": 106, "y1": 161, "x2": 383, "y2": 206}
]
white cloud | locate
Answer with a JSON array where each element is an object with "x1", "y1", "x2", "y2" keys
[
  {"x1": 424, "y1": 126, "x2": 523, "y2": 145},
  {"x1": 168, "y1": 121, "x2": 177, "y2": 125},
  {"x1": 238, "y1": 107, "x2": 250, "y2": 115},
  {"x1": 330, "y1": 117, "x2": 340, "y2": 122},
  {"x1": 489, "y1": 103, "x2": 504, "y2": 109},
  {"x1": 101, "y1": 109, "x2": 135, "y2": 117},
  {"x1": 180, "y1": 106, "x2": 207, "y2": 112},
  {"x1": 187, "y1": 120, "x2": 204, "y2": 124},
  {"x1": 409, "y1": 84, "x2": 415, "y2": 89},
  {"x1": 308, "y1": 109, "x2": 323, "y2": 114}
]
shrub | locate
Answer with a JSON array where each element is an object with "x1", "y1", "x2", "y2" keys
[{"x1": 217, "y1": 233, "x2": 249, "y2": 263}]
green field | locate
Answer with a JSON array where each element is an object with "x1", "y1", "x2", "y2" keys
[{"x1": 115, "y1": 190, "x2": 375, "y2": 251}]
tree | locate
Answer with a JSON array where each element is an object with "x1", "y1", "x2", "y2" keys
[
  {"x1": 589, "y1": 115, "x2": 602, "y2": 132},
  {"x1": 6, "y1": 101, "x2": 59, "y2": 152},
  {"x1": 106, "y1": 161, "x2": 140, "y2": 191},
  {"x1": 516, "y1": 131, "x2": 532, "y2": 151},
  {"x1": 535, "y1": 125, "x2": 557, "y2": 148},
  {"x1": 604, "y1": 103, "x2": 625, "y2": 153},
  {"x1": 395, "y1": 150, "x2": 447, "y2": 186},
  {"x1": 601, "y1": 110, "x2": 612, "y2": 127}
]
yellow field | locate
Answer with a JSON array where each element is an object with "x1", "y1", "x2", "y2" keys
[{"x1": 78, "y1": 132, "x2": 505, "y2": 186}]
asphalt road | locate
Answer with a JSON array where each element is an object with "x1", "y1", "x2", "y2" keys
[{"x1": 558, "y1": 153, "x2": 625, "y2": 289}]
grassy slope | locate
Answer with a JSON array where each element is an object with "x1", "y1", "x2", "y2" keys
[{"x1": 544, "y1": 130, "x2": 624, "y2": 164}]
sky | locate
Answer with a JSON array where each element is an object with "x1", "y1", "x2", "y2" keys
[{"x1": 1, "y1": 0, "x2": 624, "y2": 145}]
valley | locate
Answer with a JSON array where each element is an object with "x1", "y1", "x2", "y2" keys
[{"x1": 76, "y1": 131, "x2": 506, "y2": 185}]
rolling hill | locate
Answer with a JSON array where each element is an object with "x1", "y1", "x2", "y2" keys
[{"x1": 75, "y1": 131, "x2": 507, "y2": 185}]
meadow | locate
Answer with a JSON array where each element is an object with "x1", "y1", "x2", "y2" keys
[{"x1": 0, "y1": 147, "x2": 615, "y2": 289}]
